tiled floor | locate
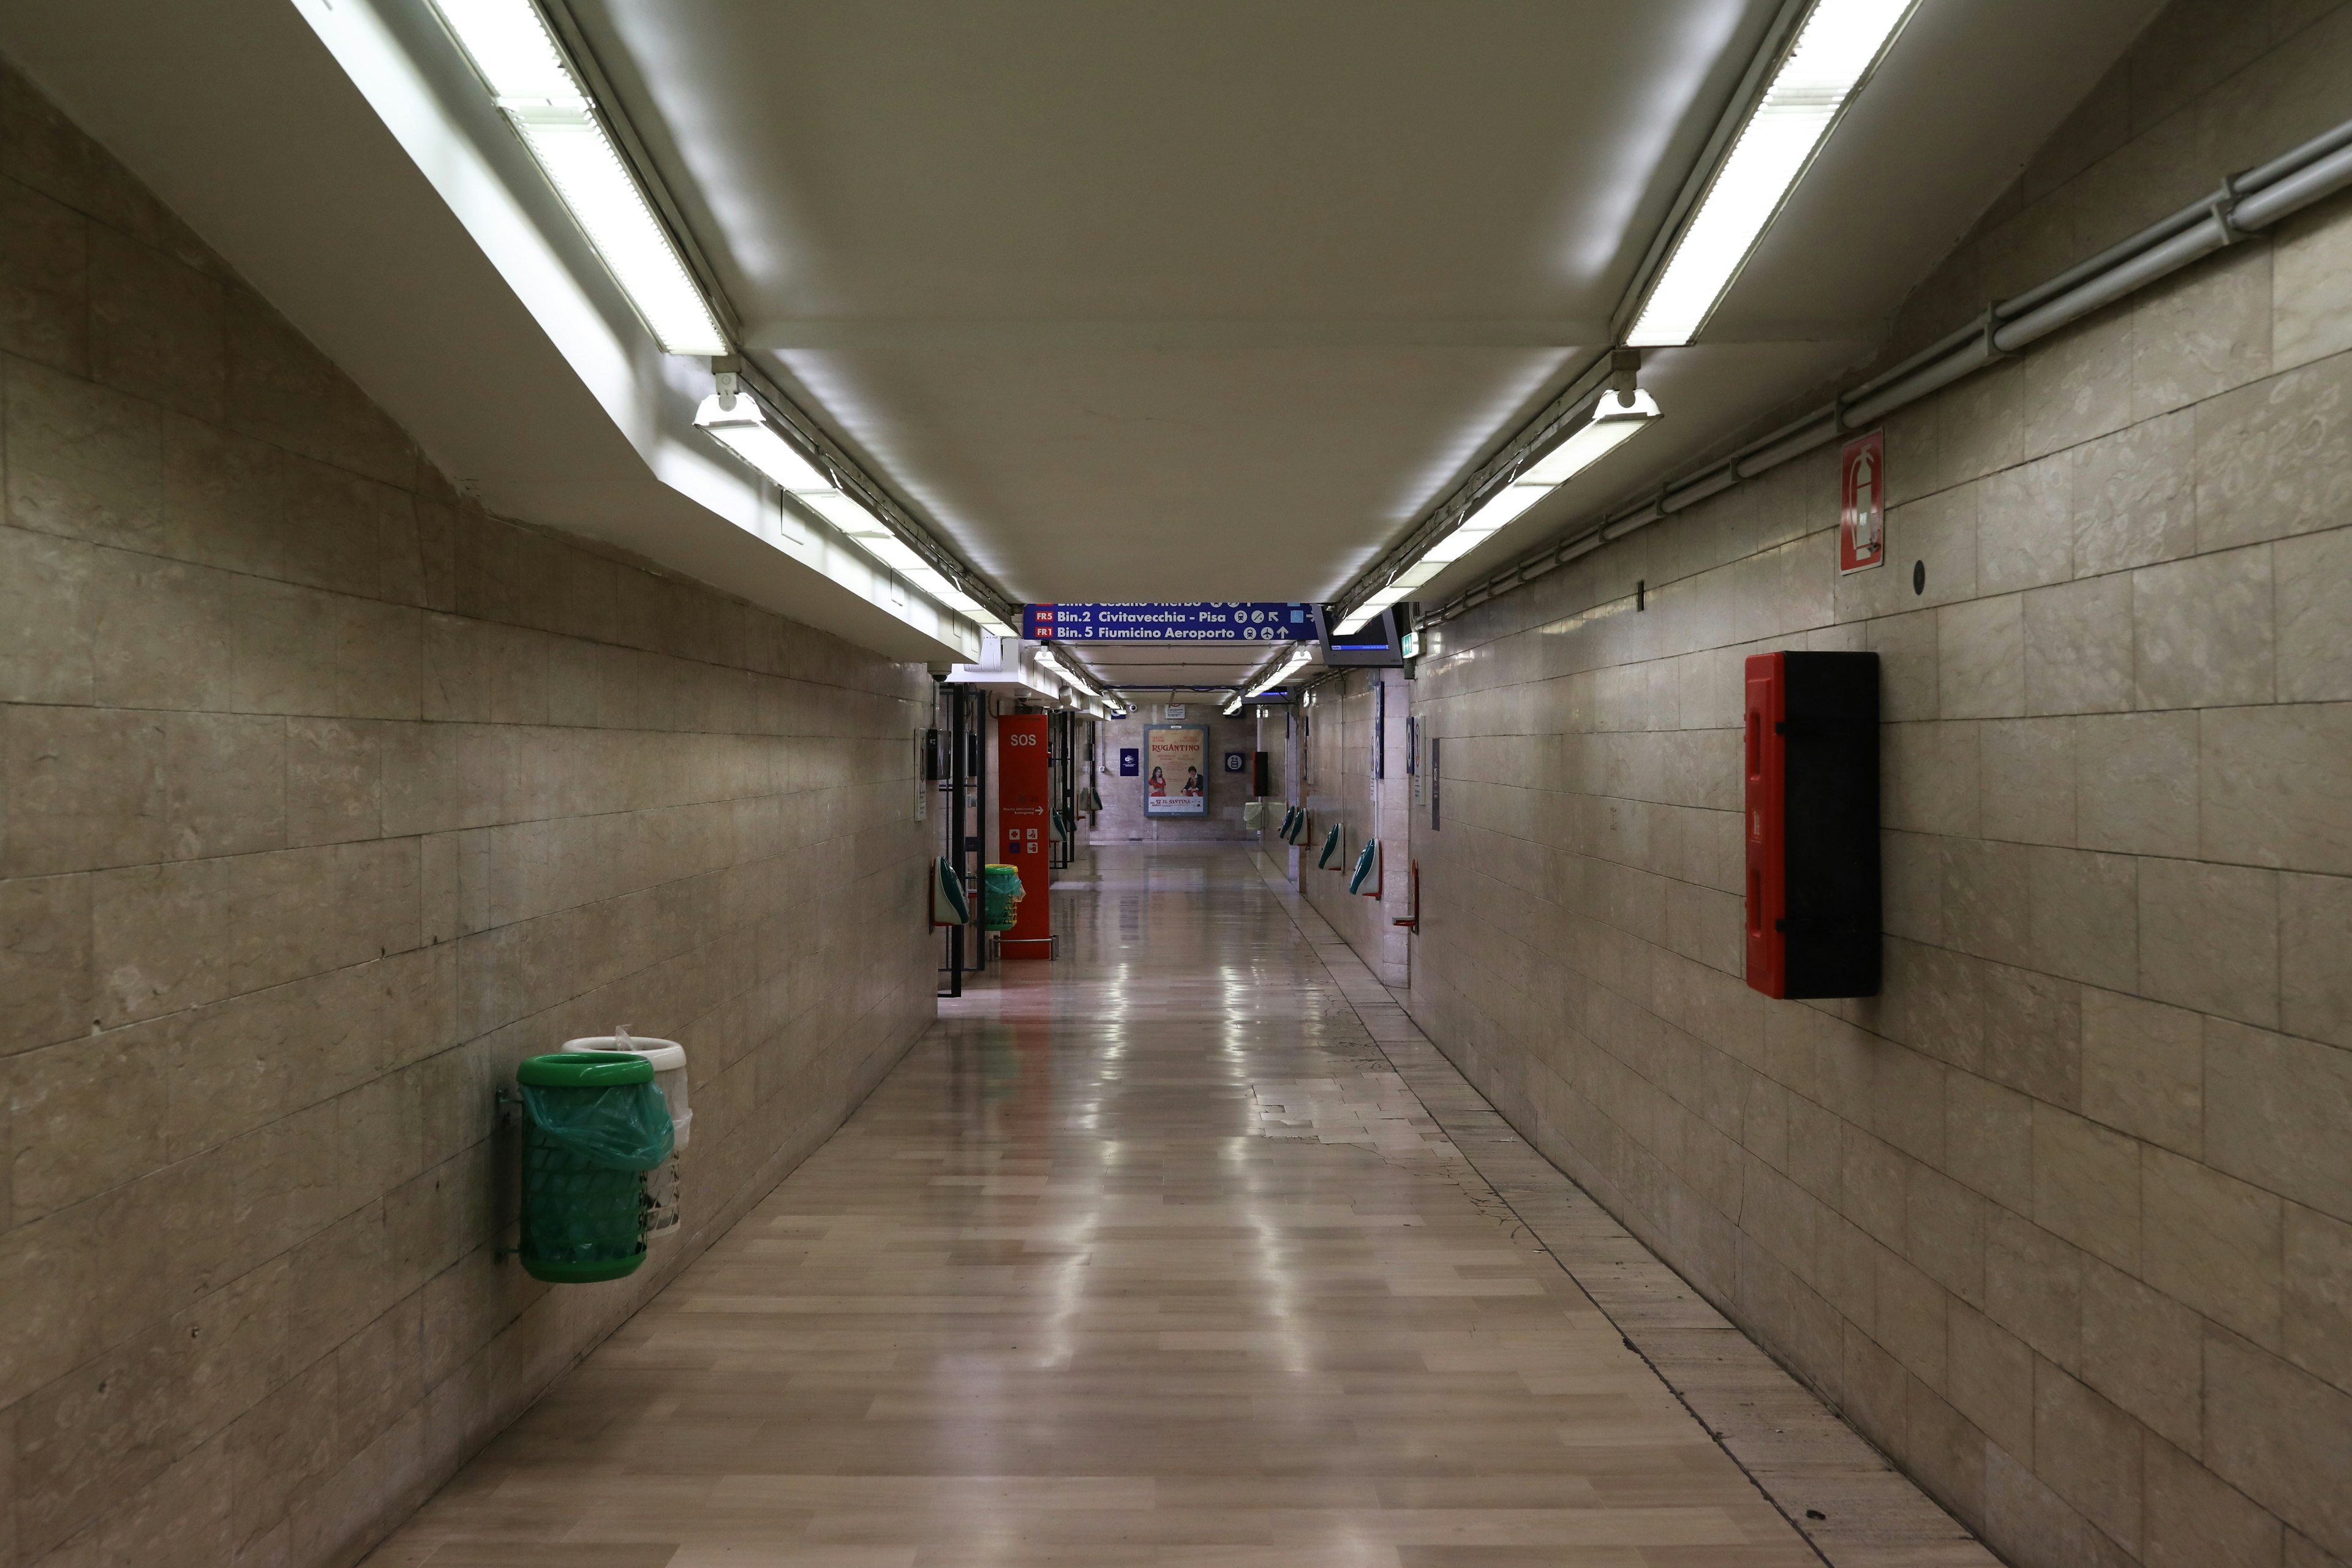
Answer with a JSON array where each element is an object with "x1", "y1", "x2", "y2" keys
[{"x1": 364, "y1": 845, "x2": 1992, "y2": 1567}]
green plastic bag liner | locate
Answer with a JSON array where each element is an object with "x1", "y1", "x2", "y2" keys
[
  {"x1": 1318, "y1": 825, "x2": 1344, "y2": 868},
  {"x1": 1350, "y1": 837, "x2": 1379, "y2": 894},
  {"x1": 516, "y1": 1051, "x2": 674, "y2": 1284},
  {"x1": 982, "y1": 863, "x2": 1025, "y2": 930}
]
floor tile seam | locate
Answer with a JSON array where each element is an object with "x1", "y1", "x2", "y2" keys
[{"x1": 1245, "y1": 854, "x2": 1969, "y2": 1568}]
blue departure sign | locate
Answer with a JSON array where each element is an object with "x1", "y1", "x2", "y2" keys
[{"x1": 1025, "y1": 603, "x2": 1312, "y2": 642}]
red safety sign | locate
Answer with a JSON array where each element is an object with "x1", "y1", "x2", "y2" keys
[{"x1": 1839, "y1": 429, "x2": 1885, "y2": 575}]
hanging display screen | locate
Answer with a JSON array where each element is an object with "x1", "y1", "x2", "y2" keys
[{"x1": 1144, "y1": 725, "x2": 1209, "y2": 816}]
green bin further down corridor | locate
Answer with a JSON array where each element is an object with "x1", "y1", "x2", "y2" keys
[
  {"x1": 982, "y1": 864, "x2": 1025, "y2": 931},
  {"x1": 516, "y1": 1052, "x2": 676, "y2": 1284}
]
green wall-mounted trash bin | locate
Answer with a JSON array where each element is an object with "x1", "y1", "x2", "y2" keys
[
  {"x1": 516, "y1": 1051, "x2": 675, "y2": 1283},
  {"x1": 1318, "y1": 824, "x2": 1344, "y2": 868},
  {"x1": 981, "y1": 864, "x2": 1025, "y2": 931}
]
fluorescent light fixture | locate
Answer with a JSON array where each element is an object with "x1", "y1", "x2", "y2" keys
[
  {"x1": 695, "y1": 393, "x2": 830, "y2": 491},
  {"x1": 697, "y1": 390, "x2": 1009, "y2": 631},
  {"x1": 1335, "y1": 388, "x2": 1660, "y2": 633},
  {"x1": 430, "y1": 0, "x2": 728, "y2": 356},
  {"x1": 1248, "y1": 647, "x2": 1311, "y2": 698},
  {"x1": 1334, "y1": 589, "x2": 1403, "y2": 636},
  {"x1": 1628, "y1": 0, "x2": 1915, "y2": 346},
  {"x1": 1521, "y1": 388, "x2": 1659, "y2": 483}
]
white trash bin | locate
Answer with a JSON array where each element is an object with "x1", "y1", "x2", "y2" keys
[{"x1": 564, "y1": 1030, "x2": 689, "y2": 1237}]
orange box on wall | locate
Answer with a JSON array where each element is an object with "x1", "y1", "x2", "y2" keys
[{"x1": 996, "y1": 713, "x2": 1054, "y2": 956}]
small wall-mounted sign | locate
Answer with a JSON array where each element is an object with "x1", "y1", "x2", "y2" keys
[
  {"x1": 1223, "y1": 751, "x2": 1246, "y2": 773},
  {"x1": 1118, "y1": 747, "x2": 1140, "y2": 777},
  {"x1": 1839, "y1": 430, "x2": 1886, "y2": 575}
]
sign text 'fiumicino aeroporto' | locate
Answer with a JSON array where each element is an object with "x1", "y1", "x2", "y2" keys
[{"x1": 1023, "y1": 604, "x2": 1313, "y2": 642}]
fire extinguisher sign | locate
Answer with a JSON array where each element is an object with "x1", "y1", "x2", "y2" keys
[{"x1": 1839, "y1": 430, "x2": 1886, "y2": 575}]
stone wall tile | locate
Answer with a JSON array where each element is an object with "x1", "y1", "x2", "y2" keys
[
  {"x1": 2131, "y1": 243, "x2": 2273, "y2": 422},
  {"x1": 1942, "y1": 839, "x2": 2032, "y2": 965},
  {"x1": 287, "y1": 718, "x2": 383, "y2": 848},
  {"x1": 1978, "y1": 453, "x2": 2075, "y2": 595},
  {"x1": 227, "y1": 576, "x2": 344, "y2": 718},
  {"x1": 2136, "y1": 858, "x2": 2278, "y2": 1026},
  {"x1": 2133, "y1": 545, "x2": 2275, "y2": 710},
  {"x1": 2272, "y1": 196, "x2": 2352, "y2": 374},
  {"x1": 1947, "y1": 1069, "x2": 2034, "y2": 1212},
  {"x1": 1985, "y1": 719, "x2": 2079, "y2": 851},
  {"x1": 1864, "y1": 606, "x2": 1939, "y2": 720},
  {"x1": 5, "y1": 353, "x2": 163, "y2": 551},
  {"x1": 2204, "y1": 1328, "x2": 2352, "y2": 1556},
  {"x1": 2204, "y1": 1018, "x2": 2352, "y2": 1222},
  {"x1": 1987, "y1": 1209, "x2": 2084, "y2": 1370},
  {"x1": 0, "y1": 524, "x2": 95, "y2": 706},
  {"x1": 2283, "y1": 1201, "x2": 2352, "y2": 1395},
  {"x1": 8, "y1": 1016, "x2": 175, "y2": 1221},
  {"x1": 0, "y1": 871, "x2": 92, "y2": 1052},
  {"x1": 88, "y1": 548, "x2": 239, "y2": 713},
  {"x1": 164, "y1": 712, "x2": 286, "y2": 862},
  {"x1": 1875, "y1": 1247, "x2": 1951, "y2": 1388},
  {"x1": 2032, "y1": 1359, "x2": 2145, "y2": 1553},
  {"x1": 2142, "y1": 1428, "x2": 2283, "y2": 1568},
  {"x1": 2144, "y1": 1144, "x2": 2285, "y2": 1345},
  {"x1": 86, "y1": 225, "x2": 225, "y2": 423},
  {"x1": 2280, "y1": 871, "x2": 2352, "y2": 1049},
  {"x1": 159, "y1": 415, "x2": 287, "y2": 579},
  {"x1": 2032, "y1": 1102, "x2": 2141, "y2": 1270},
  {"x1": 2027, "y1": 846, "x2": 2137, "y2": 990},
  {"x1": 1948, "y1": 1298, "x2": 2035, "y2": 1461},
  {"x1": 2082, "y1": 1257, "x2": 2204, "y2": 1452},
  {"x1": 2026, "y1": 311, "x2": 2136, "y2": 459},
  {"x1": 1940, "y1": 594, "x2": 2026, "y2": 718},
  {"x1": 2077, "y1": 711, "x2": 2199, "y2": 856},
  {"x1": 0, "y1": 178, "x2": 88, "y2": 376},
  {"x1": 2195, "y1": 355, "x2": 2352, "y2": 554},
  {"x1": 2023, "y1": 576, "x2": 2133, "y2": 715},
  {"x1": 2080, "y1": 987, "x2": 2203, "y2": 1155},
  {"x1": 2200, "y1": 703, "x2": 2352, "y2": 875},
  {"x1": 281, "y1": 456, "x2": 394, "y2": 601},
  {"x1": 1884, "y1": 718, "x2": 1978, "y2": 834},
  {"x1": 2, "y1": 703, "x2": 168, "y2": 875},
  {"x1": 2071, "y1": 410, "x2": 2195, "y2": 578},
  {"x1": 2275, "y1": 527, "x2": 2352, "y2": 703}
]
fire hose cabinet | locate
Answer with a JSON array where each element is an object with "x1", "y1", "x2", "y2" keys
[{"x1": 1744, "y1": 650, "x2": 1880, "y2": 999}]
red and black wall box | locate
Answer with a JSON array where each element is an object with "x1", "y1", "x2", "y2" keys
[{"x1": 1744, "y1": 650, "x2": 1880, "y2": 999}]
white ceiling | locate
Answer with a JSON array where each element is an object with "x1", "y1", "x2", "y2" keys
[
  {"x1": 0, "y1": 0, "x2": 2162, "y2": 668},
  {"x1": 576, "y1": 0, "x2": 2160, "y2": 607}
]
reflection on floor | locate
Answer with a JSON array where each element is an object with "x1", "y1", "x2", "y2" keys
[{"x1": 366, "y1": 845, "x2": 1990, "y2": 1567}]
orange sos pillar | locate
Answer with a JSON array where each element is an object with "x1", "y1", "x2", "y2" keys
[{"x1": 996, "y1": 713, "x2": 1054, "y2": 957}]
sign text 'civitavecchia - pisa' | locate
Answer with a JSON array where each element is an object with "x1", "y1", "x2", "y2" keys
[{"x1": 1023, "y1": 604, "x2": 1313, "y2": 642}]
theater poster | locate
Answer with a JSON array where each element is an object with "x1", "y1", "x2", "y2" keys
[{"x1": 1145, "y1": 725, "x2": 1208, "y2": 816}]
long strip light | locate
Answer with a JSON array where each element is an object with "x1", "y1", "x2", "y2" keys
[
  {"x1": 1224, "y1": 646, "x2": 1312, "y2": 714},
  {"x1": 1628, "y1": 0, "x2": 1917, "y2": 346},
  {"x1": 1335, "y1": 388, "x2": 1659, "y2": 633},
  {"x1": 429, "y1": 0, "x2": 728, "y2": 356},
  {"x1": 695, "y1": 390, "x2": 1016, "y2": 636}
]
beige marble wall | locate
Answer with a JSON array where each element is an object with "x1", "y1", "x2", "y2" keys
[
  {"x1": 1299, "y1": 672, "x2": 1413, "y2": 987},
  {"x1": 0, "y1": 59, "x2": 935, "y2": 1568},
  {"x1": 1404, "y1": 5, "x2": 2352, "y2": 1566}
]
